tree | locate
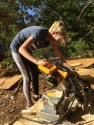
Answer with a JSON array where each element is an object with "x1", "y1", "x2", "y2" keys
[
  {"x1": 0, "y1": 0, "x2": 34, "y2": 52},
  {"x1": 0, "y1": 0, "x2": 94, "y2": 59}
]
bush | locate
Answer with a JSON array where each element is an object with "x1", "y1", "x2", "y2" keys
[
  {"x1": 67, "y1": 38, "x2": 93, "y2": 59},
  {"x1": 0, "y1": 57, "x2": 19, "y2": 76},
  {"x1": 32, "y1": 46, "x2": 56, "y2": 59}
]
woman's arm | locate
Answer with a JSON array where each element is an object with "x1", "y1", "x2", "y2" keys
[
  {"x1": 19, "y1": 36, "x2": 49, "y2": 65},
  {"x1": 19, "y1": 36, "x2": 38, "y2": 64},
  {"x1": 47, "y1": 32, "x2": 66, "y2": 63},
  {"x1": 52, "y1": 45, "x2": 66, "y2": 63}
]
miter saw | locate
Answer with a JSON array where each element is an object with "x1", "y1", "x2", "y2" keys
[{"x1": 37, "y1": 58, "x2": 93, "y2": 124}]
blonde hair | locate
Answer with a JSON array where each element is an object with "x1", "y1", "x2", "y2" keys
[{"x1": 49, "y1": 20, "x2": 68, "y2": 43}]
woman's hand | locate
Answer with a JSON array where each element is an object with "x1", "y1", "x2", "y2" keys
[{"x1": 36, "y1": 59, "x2": 49, "y2": 66}]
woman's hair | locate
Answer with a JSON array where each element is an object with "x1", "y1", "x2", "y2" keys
[{"x1": 49, "y1": 20, "x2": 68, "y2": 43}]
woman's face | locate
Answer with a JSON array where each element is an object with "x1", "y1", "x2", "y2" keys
[{"x1": 52, "y1": 33, "x2": 64, "y2": 45}]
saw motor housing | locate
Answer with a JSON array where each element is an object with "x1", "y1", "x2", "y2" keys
[{"x1": 38, "y1": 62, "x2": 68, "y2": 87}]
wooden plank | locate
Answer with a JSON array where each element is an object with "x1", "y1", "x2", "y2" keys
[
  {"x1": 13, "y1": 99, "x2": 52, "y2": 125},
  {"x1": 21, "y1": 98, "x2": 43, "y2": 118},
  {"x1": 13, "y1": 121, "x2": 23, "y2": 125},
  {"x1": 75, "y1": 68, "x2": 94, "y2": 84},
  {"x1": 0, "y1": 75, "x2": 22, "y2": 89},
  {"x1": 70, "y1": 62, "x2": 82, "y2": 67},
  {"x1": 67, "y1": 58, "x2": 94, "y2": 68},
  {"x1": 76, "y1": 68, "x2": 94, "y2": 77}
]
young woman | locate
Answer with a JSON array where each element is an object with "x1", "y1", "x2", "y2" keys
[{"x1": 10, "y1": 20, "x2": 68, "y2": 109}]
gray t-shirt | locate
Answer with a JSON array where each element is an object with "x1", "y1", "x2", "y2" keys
[{"x1": 10, "y1": 26, "x2": 49, "y2": 53}]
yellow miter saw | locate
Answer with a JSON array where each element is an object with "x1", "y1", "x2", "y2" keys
[
  {"x1": 38, "y1": 61, "x2": 68, "y2": 87},
  {"x1": 37, "y1": 59, "x2": 92, "y2": 124}
]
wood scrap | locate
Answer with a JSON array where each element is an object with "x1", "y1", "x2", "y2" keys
[
  {"x1": 0, "y1": 75, "x2": 22, "y2": 89},
  {"x1": 21, "y1": 98, "x2": 43, "y2": 118},
  {"x1": 75, "y1": 68, "x2": 94, "y2": 83},
  {"x1": 70, "y1": 62, "x2": 82, "y2": 67}
]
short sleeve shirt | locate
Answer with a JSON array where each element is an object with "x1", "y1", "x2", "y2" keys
[{"x1": 10, "y1": 26, "x2": 49, "y2": 53}]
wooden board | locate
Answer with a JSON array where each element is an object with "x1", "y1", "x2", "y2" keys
[
  {"x1": 21, "y1": 98, "x2": 43, "y2": 118},
  {"x1": 76, "y1": 69, "x2": 94, "y2": 77},
  {"x1": 67, "y1": 58, "x2": 94, "y2": 68},
  {"x1": 0, "y1": 75, "x2": 22, "y2": 89},
  {"x1": 13, "y1": 99, "x2": 47, "y2": 125},
  {"x1": 75, "y1": 68, "x2": 94, "y2": 84},
  {"x1": 70, "y1": 62, "x2": 82, "y2": 67},
  {"x1": 67, "y1": 58, "x2": 94, "y2": 83}
]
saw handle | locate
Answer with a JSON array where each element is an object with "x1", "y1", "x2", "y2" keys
[{"x1": 38, "y1": 62, "x2": 57, "y2": 74}]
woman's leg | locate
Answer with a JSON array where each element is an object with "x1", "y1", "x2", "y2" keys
[
  {"x1": 11, "y1": 50, "x2": 32, "y2": 106},
  {"x1": 26, "y1": 60, "x2": 39, "y2": 96}
]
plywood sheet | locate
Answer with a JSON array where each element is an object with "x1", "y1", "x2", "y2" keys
[{"x1": 0, "y1": 75, "x2": 22, "y2": 89}]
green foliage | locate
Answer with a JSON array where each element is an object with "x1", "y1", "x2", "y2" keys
[
  {"x1": 67, "y1": 38, "x2": 93, "y2": 59},
  {"x1": 0, "y1": 0, "x2": 94, "y2": 50},
  {"x1": 0, "y1": 0, "x2": 94, "y2": 75},
  {"x1": 32, "y1": 46, "x2": 56, "y2": 59},
  {"x1": 0, "y1": 57, "x2": 19, "y2": 74}
]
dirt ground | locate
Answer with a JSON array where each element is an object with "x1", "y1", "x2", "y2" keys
[
  {"x1": 0, "y1": 75, "x2": 49, "y2": 125},
  {"x1": 0, "y1": 58, "x2": 94, "y2": 125}
]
